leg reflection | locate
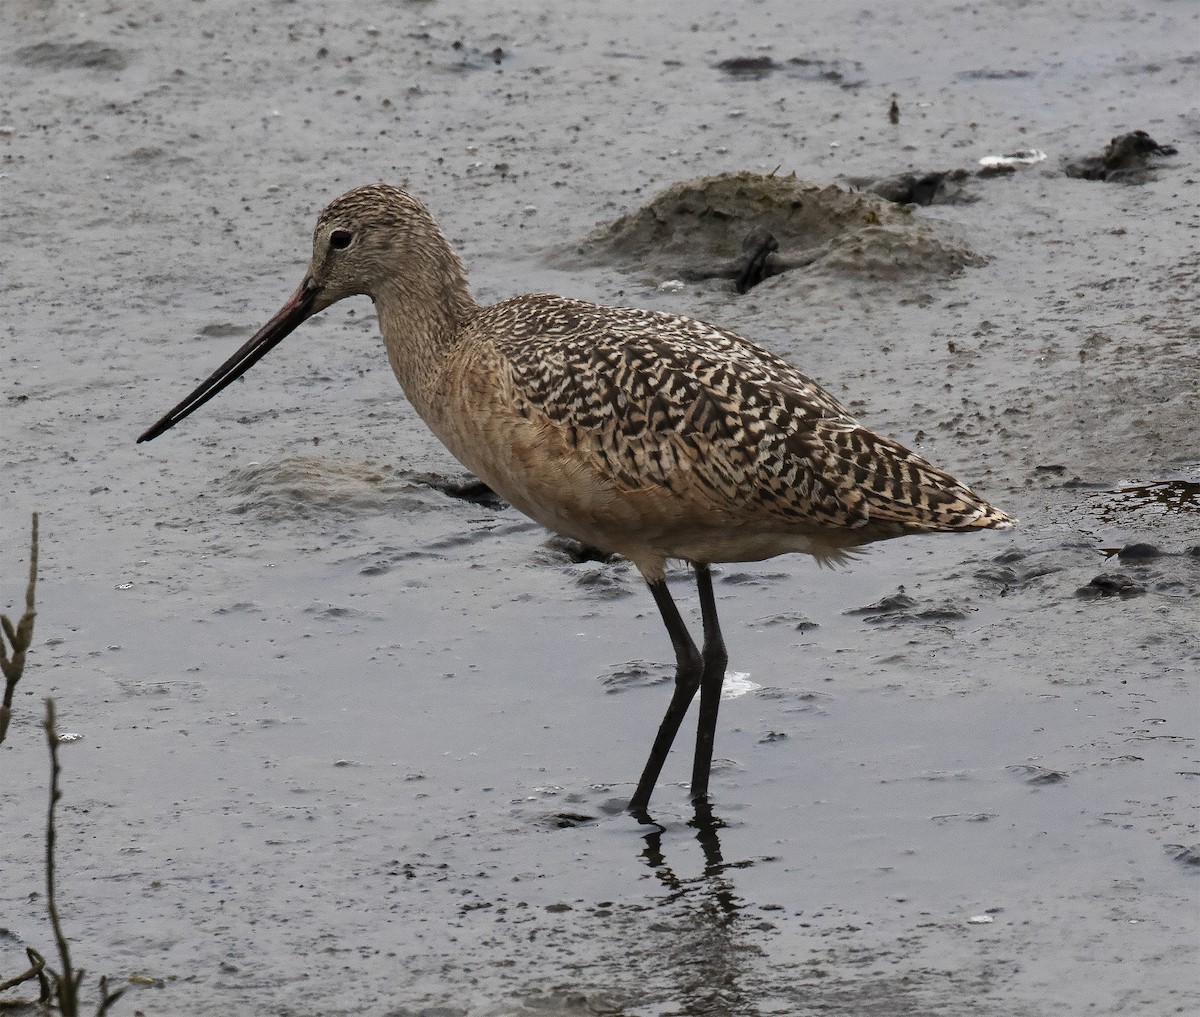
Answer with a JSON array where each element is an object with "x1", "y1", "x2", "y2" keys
[{"x1": 637, "y1": 805, "x2": 750, "y2": 1010}]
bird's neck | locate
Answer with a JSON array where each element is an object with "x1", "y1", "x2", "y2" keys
[{"x1": 372, "y1": 252, "x2": 477, "y2": 412}]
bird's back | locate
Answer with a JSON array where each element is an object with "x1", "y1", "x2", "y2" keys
[{"x1": 427, "y1": 294, "x2": 1011, "y2": 571}]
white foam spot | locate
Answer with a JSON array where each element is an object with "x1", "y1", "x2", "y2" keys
[{"x1": 721, "y1": 671, "x2": 761, "y2": 700}]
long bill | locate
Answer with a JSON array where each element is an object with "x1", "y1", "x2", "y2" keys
[{"x1": 137, "y1": 277, "x2": 320, "y2": 443}]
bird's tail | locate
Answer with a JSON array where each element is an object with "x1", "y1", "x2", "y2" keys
[{"x1": 816, "y1": 423, "x2": 1016, "y2": 535}]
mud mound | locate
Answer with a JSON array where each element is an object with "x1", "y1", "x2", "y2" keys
[
  {"x1": 579, "y1": 171, "x2": 983, "y2": 290},
  {"x1": 223, "y1": 456, "x2": 430, "y2": 521}
]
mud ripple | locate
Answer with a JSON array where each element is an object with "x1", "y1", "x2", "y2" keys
[
  {"x1": 846, "y1": 588, "x2": 970, "y2": 624},
  {"x1": 1006, "y1": 764, "x2": 1069, "y2": 786},
  {"x1": 599, "y1": 660, "x2": 668, "y2": 694}
]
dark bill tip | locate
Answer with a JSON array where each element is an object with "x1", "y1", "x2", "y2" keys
[{"x1": 137, "y1": 278, "x2": 319, "y2": 444}]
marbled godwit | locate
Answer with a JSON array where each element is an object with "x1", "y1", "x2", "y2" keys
[{"x1": 138, "y1": 184, "x2": 1013, "y2": 814}]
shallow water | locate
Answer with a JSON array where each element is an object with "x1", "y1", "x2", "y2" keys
[{"x1": 2, "y1": 1, "x2": 1198, "y2": 1015}]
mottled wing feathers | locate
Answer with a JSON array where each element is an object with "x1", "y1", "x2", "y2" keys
[
  {"x1": 470, "y1": 295, "x2": 1008, "y2": 538},
  {"x1": 808, "y1": 423, "x2": 1010, "y2": 533}
]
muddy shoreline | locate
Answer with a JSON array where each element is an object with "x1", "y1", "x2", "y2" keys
[{"x1": 2, "y1": 2, "x2": 1198, "y2": 1015}]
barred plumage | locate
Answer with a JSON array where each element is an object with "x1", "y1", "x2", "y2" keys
[{"x1": 140, "y1": 183, "x2": 1014, "y2": 814}]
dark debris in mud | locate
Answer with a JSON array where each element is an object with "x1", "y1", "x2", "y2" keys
[
  {"x1": 850, "y1": 148, "x2": 1051, "y2": 207},
  {"x1": 1065, "y1": 130, "x2": 1178, "y2": 183}
]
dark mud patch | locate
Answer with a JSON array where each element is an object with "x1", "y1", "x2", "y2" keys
[
  {"x1": 525, "y1": 540, "x2": 625, "y2": 572},
  {"x1": 1076, "y1": 572, "x2": 1146, "y2": 599},
  {"x1": 541, "y1": 535, "x2": 618, "y2": 564},
  {"x1": 1108, "y1": 541, "x2": 1163, "y2": 561},
  {"x1": 13, "y1": 39, "x2": 128, "y2": 71},
  {"x1": 574, "y1": 565, "x2": 636, "y2": 600},
  {"x1": 856, "y1": 168, "x2": 975, "y2": 206},
  {"x1": 718, "y1": 570, "x2": 790, "y2": 587},
  {"x1": 746, "y1": 610, "x2": 819, "y2": 632},
  {"x1": 413, "y1": 471, "x2": 508, "y2": 510},
  {"x1": 714, "y1": 55, "x2": 865, "y2": 88},
  {"x1": 573, "y1": 172, "x2": 983, "y2": 292},
  {"x1": 1076, "y1": 553, "x2": 1197, "y2": 600},
  {"x1": 845, "y1": 587, "x2": 971, "y2": 624},
  {"x1": 973, "y1": 547, "x2": 1063, "y2": 594},
  {"x1": 957, "y1": 67, "x2": 1037, "y2": 81},
  {"x1": 1092, "y1": 477, "x2": 1200, "y2": 521},
  {"x1": 1065, "y1": 130, "x2": 1179, "y2": 183}
]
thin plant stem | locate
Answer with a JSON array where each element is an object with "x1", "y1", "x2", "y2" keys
[
  {"x1": 43, "y1": 697, "x2": 82, "y2": 1016},
  {"x1": 0, "y1": 947, "x2": 46, "y2": 994},
  {"x1": 1, "y1": 512, "x2": 39, "y2": 746}
]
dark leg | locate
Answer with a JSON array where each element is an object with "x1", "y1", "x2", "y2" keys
[
  {"x1": 629, "y1": 577, "x2": 703, "y2": 816},
  {"x1": 689, "y1": 563, "x2": 729, "y2": 803}
]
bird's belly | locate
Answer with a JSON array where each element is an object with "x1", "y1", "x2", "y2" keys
[
  {"x1": 426, "y1": 398, "x2": 671, "y2": 548},
  {"x1": 423, "y1": 397, "x2": 851, "y2": 573}
]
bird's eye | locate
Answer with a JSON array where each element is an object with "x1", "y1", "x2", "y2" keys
[{"x1": 329, "y1": 229, "x2": 353, "y2": 250}]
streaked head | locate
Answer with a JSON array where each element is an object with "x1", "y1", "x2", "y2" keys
[
  {"x1": 305, "y1": 183, "x2": 444, "y2": 312},
  {"x1": 137, "y1": 184, "x2": 447, "y2": 443}
]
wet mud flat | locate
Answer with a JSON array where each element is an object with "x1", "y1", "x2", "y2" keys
[{"x1": 2, "y1": 1, "x2": 1199, "y2": 1015}]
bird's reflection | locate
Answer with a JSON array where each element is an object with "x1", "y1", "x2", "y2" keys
[{"x1": 636, "y1": 801, "x2": 758, "y2": 1015}]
